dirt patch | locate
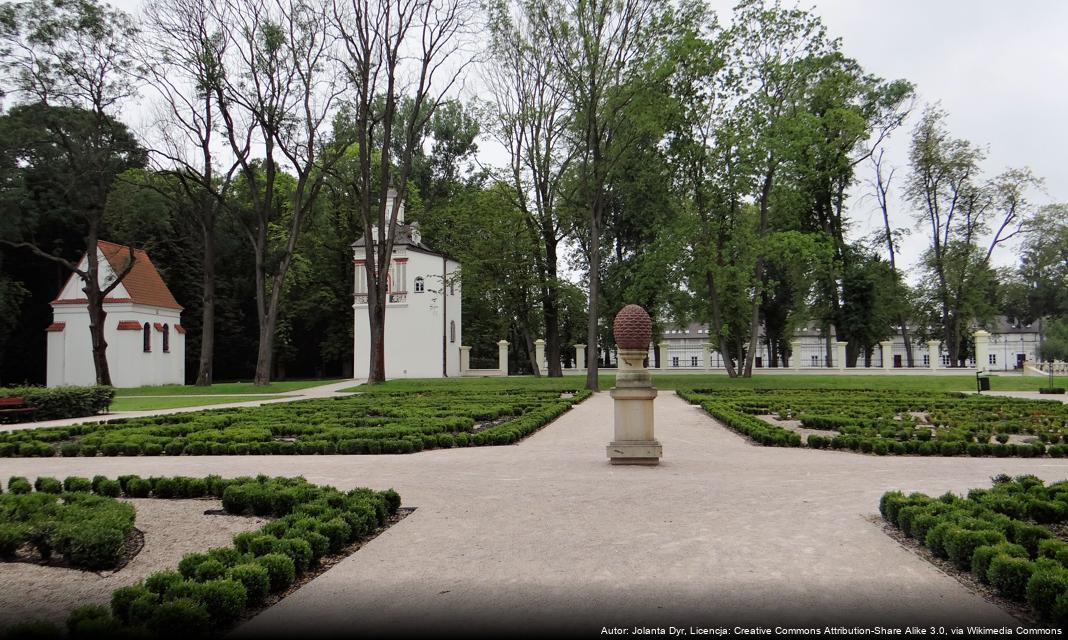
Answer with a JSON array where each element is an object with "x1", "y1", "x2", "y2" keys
[
  {"x1": 0, "y1": 498, "x2": 267, "y2": 629},
  {"x1": 757, "y1": 415, "x2": 836, "y2": 444},
  {"x1": 472, "y1": 417, "x2": 512, "y2": 433},
  {"x1": 866, "y1": 514, "x2": 1037, "y2": 626}
]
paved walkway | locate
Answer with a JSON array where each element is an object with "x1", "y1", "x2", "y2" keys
[
  {"x1": 0, "y1": 380, "x2": 362, "y2": 432},
  {"x1": 4, "y1": 391, "x2": 1067, "y2": 633}
]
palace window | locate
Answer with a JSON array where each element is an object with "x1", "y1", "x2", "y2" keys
[
  {"x1": 414, "y1": 277, "x2": 425, "y2": 293},
  {"x1": 163, "y1": 324, "x2": 170, "y2": 353},
  {"x1": 143, "y1": 323, "x2": 151, "y2": 353},
  {"x1": 810, "y1": 355, "x2": 818, "y2": 365},
  {"x1": 923, "y1": 354, "x2": 930, "y2": 366},
  {"x1": 691, "y1": 356, "x2": 698, "y2": 367},
  {"x1": 672, "y1": 356, "x2": 679, "y2": 368},
  {"x1": 989, "y1": 353, "x2": 997, "y2": 365}
]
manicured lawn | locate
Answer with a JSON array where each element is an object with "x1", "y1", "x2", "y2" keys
[
  {"x1": 110, "y1": 396, "x2": 288, "y2": 412},
  {"x1": 115, "y1": 379, "x2": 340, "y2": 397},
  {"x1": 345, "y1": 373, "x2": 1067, "y2": 393}
]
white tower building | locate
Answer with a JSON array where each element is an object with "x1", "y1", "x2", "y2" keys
[
  {"x1": 352, "y1": 190, "x2": 461, "y2": 379},
  {"x1": 47, "y1": 240, "x2": 185, "y2": 387}
]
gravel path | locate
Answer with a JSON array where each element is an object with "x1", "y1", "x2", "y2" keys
[
  {"x1": 0, "y1": 499, "x2": 265, "y2": 628},
  {"x1": 2, "y1": 390, "x2": 1067, "y2": 634}
]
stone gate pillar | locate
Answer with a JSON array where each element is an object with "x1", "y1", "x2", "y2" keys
[
  {"x1": 836, "y1": 341, "x2": 848, "y2": 372},
  {"x1": 658, "y1": 341, "x2": 669, "y2": 370},
  {"x1": 702, "y1": 343, "x2": 711, "y2": 370},
  {"x1": 497, "y1": 340, "x2": 509, "y2": 374},
  {"x1": 534, "y1": 339, "x2": 546, "y2": 375},
  {"x1": 791, "y1": 339, "x2": 803, "y2": 370},
  {"x1": 928, "y1": 340, "x2": 941, "y2": 371},
  {"x1": 881, "y1": 340, "x2": 894, "y2": 370},
  {"x1": 575, "y1": 344, "x2": 586, "y2": 371},
  {"x1": 974, "y1": 330, "x2": 991, "y2": 371},
  {"x1": 459, "y1": 346, "x2": 471, "y2": 374}
]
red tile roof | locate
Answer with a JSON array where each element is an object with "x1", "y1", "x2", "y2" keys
[
  {"x1": 45, "y1": 322, "x2": 65, "y2": 332},
  {"x1": 52, "y1": 241, "x2": 182, "y2": 310},
  {"x1": 117, "y1": 321, "x2": 143, "y2": 330}
]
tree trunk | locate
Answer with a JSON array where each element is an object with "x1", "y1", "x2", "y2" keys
[
  {"x1": 900, "y1": 323, "x2": 914, "y2": 368},
  {"x1": 195, "y1": 224, "x2": 216, "y2": 386},
  {"x1": 367, "y1": 285, "x2": 386, "y2": 383},
  {"x1": 543, "y1": 241, "x2": 562, "y2": 377},
  {"x1": 705, "y1": 270, "x2": 738, "y2": 378},
  {"x1": 253, "y1": 295, "x2": 281, "y2": 385},
  {"x1": 585, "y1": 206, "x2": 600, "y2": 391},
  {"x1": 86, "y1": 288, "x2": 112, "y2": 386}
]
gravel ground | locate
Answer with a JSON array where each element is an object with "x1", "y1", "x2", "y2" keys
[{"x1": 0, "y1": 498, "x2": 266, "y2": 629}]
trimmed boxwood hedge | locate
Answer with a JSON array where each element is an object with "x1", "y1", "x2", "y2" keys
[
  {"x1": 679, "y1": 388, "x2": 1068, "y2": 457},
  {"x1": 0, "y1": 385, "x2": 114, "y2": 422},
  {"x1": 3, "y1": 475, "x2": 400, "y2": 638},
  {"x1": 881, "y1": 475, "x2": 1068, "y2": 623},
  {"x1": 0, "y1": 388, "x2": 590, "y2": 457},
  {"x1": 0, "y1": 478, "x2": 136, "y2": 570}
]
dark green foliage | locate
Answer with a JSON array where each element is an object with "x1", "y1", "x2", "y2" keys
[
  {"x1": 678, "y1": 388, "x2": 1068, "y2": 457},
  {"x1": 1010, "y1": 522, "x2": 1054, "y2": 557},
  {"x1": 8, "y1": 476, "x2": 32, "y2": 494},
  {"x1": 974, "y1": 543, "x2": 1029, "y2": 584},
  {"x1": 1027, "y1": 566, "x2": 1068, "y2": 619},
  {"x1": 228, "y1": 563, "x2": 270, "y2": 603},
  {"x1": 0, "y1": 388, "x2": 590, "y2": 456},
  {"x1": 254, "y1": 553, "x2": 296, "y2": 592},
  {"x1": 145, "y1": 570, "x2": 185, "y2": 595},
  {"x1": 194, "y1": 558, "x2": 227, "y2": 582},
  {"x1": 177, "y1": 553, "x2": 210, "y2": 580},
  {"x1": 0, "y1": 386, "x2": 114, "y2": 421},
  {"x1": 0, "y1": 523, "x2": 25, "y2": 556},
  {"x1": 34, "y1": 477, "x2": 62, "y2": 494},
  {"x1": 988, "y1": 554, "x2": 1035, "y2": 600},
  {"x1": 2, "y1": 621, "x2": 64, "y2": 639},
  {"x1": 195, "y1": 579, "x2": 247, "y2": 625},
  {"x1": 111, "y1": 584, "x2": 151, "y2": 624},
  {"x1": 945, "y1": 528, "x2": 1005, "y2": 570},
  {"x1": 95, "y1": 479, "x2": 121, "y2": 498},
  {"x1": 63, "y1": 477, "x2": 92, "y2": 493},
  {"x1": 126, "y1": 478, "x2": 151, "y2": 498},
  {"x1": 147, "y1": 598, "x2": 211, "y2": 637}
]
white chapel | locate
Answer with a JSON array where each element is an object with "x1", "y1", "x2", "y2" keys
[
  {"x1": 352, "y1": 190, "x2": 461, "y2": 379},
  {"x1": 47, "y1": 240, "x2": 185, "y2": 388}
]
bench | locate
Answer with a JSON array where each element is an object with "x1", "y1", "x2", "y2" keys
[{"x1": 0, "y1": 396, "x2": 38, "y2": 422}]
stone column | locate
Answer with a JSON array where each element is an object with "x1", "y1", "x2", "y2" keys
[
  {"x1": 791, "y1": 339, "x2": 803, "y2": 370},
  {"x1": 658, "y1": 341, "x2": 669, "y2": 370},
  {"x1": 973, "y1": 329, "x2": 990, "y2": 371},
  {"x1": 836, "y1": 341, "x2": 848, "y2": 372},
  {"x1": 702, "y1": 343, "x2": 711, "y2": 370},
  {"x1": 575, "y1": 344, "x2": 586, "y2": 371},
  {"x1": 928, "y1": 340, "x2": 940, "y2": 370},
  {"x1": 880, "y1": 340, "x2": 894, "y2": 370},
  {"x1": 534, "y1": 339, "x2": 546, "y2": 374},
  {"x1": 497, "y1": 340, "x2": 509, "y2": 374},
  {"x1": 459, "y1": 346, "x2": 471, "y2": 374}
]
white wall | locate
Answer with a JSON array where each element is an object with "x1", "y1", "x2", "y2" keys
[
  {"x1": 47, "y1": 302, "x2": 184, "y2": 387},
  {"x1": 354, "y1": 249, "x2": 461, "y2": 379}
]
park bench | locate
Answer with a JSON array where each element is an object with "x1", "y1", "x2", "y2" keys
[{"x1": 0, "y1": 396, "x2": 38, "y2": 423}]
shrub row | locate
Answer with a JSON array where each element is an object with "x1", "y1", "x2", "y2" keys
[
  {"x1": 678, "y1": 388, "x2": 1068, "y2": 457},
  {"x1": 880, "y1": 474, "x2": 1068, "y2": 622},
  {"x1": 3, "y1": 475, "x2": 400, "y2": 639},
  {"x1": 0, "y1": 385, "x2": 114, "y2": 421},
  {"x1": 0, "y1": 388, "x2": 591, "y2": 457}
]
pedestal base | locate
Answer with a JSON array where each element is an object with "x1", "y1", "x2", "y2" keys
[{"x1": 607, "y1": 440, "x2": 662, "y2": 465}]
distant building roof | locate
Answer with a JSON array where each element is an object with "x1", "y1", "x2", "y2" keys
[
  {"x1": 52, "y1": 240, "x2": 182, "y2": 310},
  {"x1": 352, "y1": 222, "x2": 452, "y2": 260}
]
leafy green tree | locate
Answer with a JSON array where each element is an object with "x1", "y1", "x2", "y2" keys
[{"x1": 0, "y1": 0, "x2": 145, "y2": 385}]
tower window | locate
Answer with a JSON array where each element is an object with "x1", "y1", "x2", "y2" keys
[
  {"x1": 143, "y1": 323, "x2": 151, "y2": 353},
  {"x1": 450, "y1": 320, "x2": 456, "y2": 343},
  {"x1": 415, "y1": 277, "x2": 425, "y2": 293},
  {"x1": 163, "y1": 324, "x2": 170, "y2": 353},
  {"x1": 449, "y1": 282, "x2": 455, "y2": 296}
]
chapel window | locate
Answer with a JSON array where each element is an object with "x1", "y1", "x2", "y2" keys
[
  {"x1": 143, "y1": 323, "x2": 151, "y2": 353},
  {"x1": 415, "y1": 277, "x2": 425, "y2": 293},
  {"x1": 163, "y1": 324, "x2": 170, "y2": 353}
]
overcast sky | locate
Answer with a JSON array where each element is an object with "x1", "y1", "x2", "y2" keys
[{"x1": 110, "y1": 0, "x2": 1066, "y2": 277}]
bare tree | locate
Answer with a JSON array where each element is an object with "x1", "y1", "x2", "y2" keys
[
  {"x1": 869, "y1": 148, "x2": 914, "y2": 366},
  {"x1": 140, "y1": 0, "x2": 245, "y2": 386},
  {"x1": 0, "y1": 0, "x2": 144, "y2": 385},
  {"x1": 484, "y1": 1, "x2": 576, "y2": 377},
  {"x1": 332, "y1": 0, "x2": 478, "y2": 384},
  {"x1": 209, "y1": 0, "x2": 348, "y2": 385}
]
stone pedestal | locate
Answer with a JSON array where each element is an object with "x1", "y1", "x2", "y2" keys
[
  {"x1": 791, "y1": 339, "x2": 803, "y2": 370},
  {"x1": 497, "y1": 340, "x2": 509, "y2": 374},
  {"x1": 702, "y1": 343, "x2": 711, "y2": 370},
  {"x1": 459, "y1": 345, "x2": 471, "y2": 374},
  {"x1": 534, "y1": 339, "x2": 546, "y2": 375},
  {"x1": 927, "y1": 340, "x2": 940, "y2": 370},
  {"x1": 658, "y1": 341, "x2": 669, "y2": 370},
  {"x1": 881, "y1": 340, "x2": 894, "y2": 370},
  {"x1": 608, "y1": 348, "x2": 662, "y2": 465},
  {"x1": 974, "y1": 330, "x2": 990, "y2": 371},
  {"x1": 836, "y1": 341, "x2": 848, "y2": 371},
  {"x1": 575, "y1": 344, "x2": 586, "y2": 371}
]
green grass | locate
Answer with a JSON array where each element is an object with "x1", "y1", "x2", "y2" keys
[
  {"x1": 343, "y1": 373, "x2": 1068, "y2": 393},
  {"x1": 115, "y1": 379, "x2": 340, "y2": 397},
  {"x1": 110, "y1": 395, "x2": 288, "y2": 412}
]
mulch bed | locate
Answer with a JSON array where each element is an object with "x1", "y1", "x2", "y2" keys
[
  {"x1": 866, "y1": 513, "x2": 1039, "y2": 626},
  {"x1": 6, "y1": 528, "x2": 145, "y2": 575}
]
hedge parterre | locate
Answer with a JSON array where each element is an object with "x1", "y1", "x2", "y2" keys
[
  {"x1": 0, "y1": 385, "x2": 114, "y2": 423},
  {"x1": 678, "y1": 388, "x2": 1068, "y2": 457},
  {"x1": 0, "y1": 477, "x2": 135, "y2": 570},
  {"x1": 881, "y1": 475, "x2": 1068, "y2": 623},
  {"x1": 0, "y1": 388, "x2": 591, "y2": 457},
  {"x1": 2, "y1": 475, "x2": 400, "y2": 639}
]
